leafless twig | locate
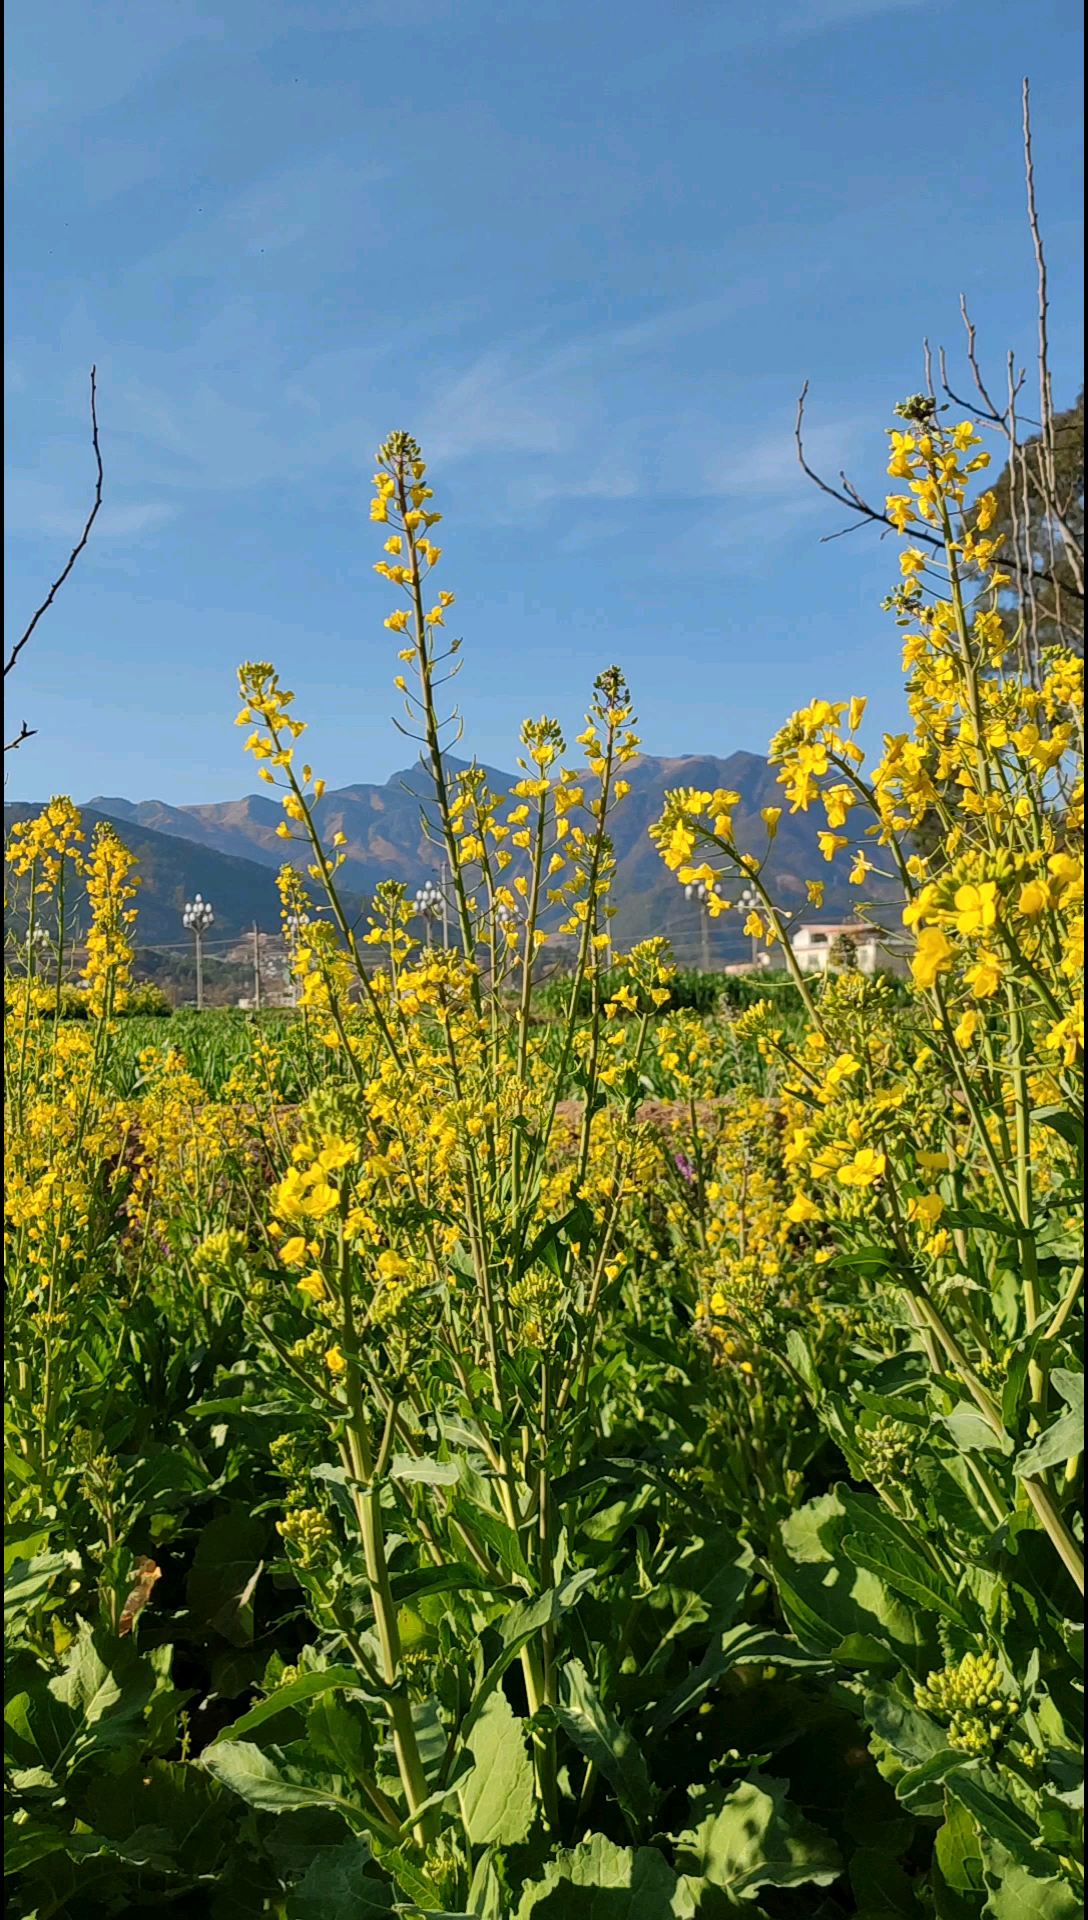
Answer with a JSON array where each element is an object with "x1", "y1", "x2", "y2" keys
[
  {"x1": 4, "y1": 721, "x2": 38, "y2": 754},
  {"x1": 5, "y1": 366, "x2": 103, "y2": 683},
  {"x1": 794, "y1": 381, "x2": 944, "y2": 554}
]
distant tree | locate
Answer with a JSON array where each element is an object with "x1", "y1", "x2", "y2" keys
[
  {"x1": 988, "y1": 389, "x2": 1083, "y2": 658},
  {"x1": 795, "y1": 87, "x2": 1083, "y2": 685},
  {"x1": 828, "y1": 933, "x2": 860, "y2": 974}
]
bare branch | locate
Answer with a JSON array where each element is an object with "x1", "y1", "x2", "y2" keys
[
  {"x1": 794, "y1": 380, "x2": 944, "y2": 555},
  {"x1": 4, "y1": 721, "x2": 38, "y2": 754},
  {"x1": 796, "y1": 375, "x2": 1082, "y2": 609},
  {"x1": 955, "y1": 296, "x2": 1014, "y2": 427},
  {"x1": 6, "y1": 366, "x2": 103, "y2": 680},
  {"x1": 1022, "y1": 81, "x2": 1055, "y2": 488}
]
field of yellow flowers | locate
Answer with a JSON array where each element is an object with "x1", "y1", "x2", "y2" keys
[{"x1": 5, "y1": 407, "x2": 1083, "y2": 1920}]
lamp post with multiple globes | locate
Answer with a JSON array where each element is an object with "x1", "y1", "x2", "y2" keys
[
  {"x1": 413, "y1": 879, "x2": 445, "y2": 948},
  {"x1": 182, "y1": 893, "x2": 214, "y2": 1011},
  {"x1": 737, "y1": 884, "x2": 762, "y2": 967},
  {"x1": 684, "y1": 879, "x2": 712, "y2": 973}
]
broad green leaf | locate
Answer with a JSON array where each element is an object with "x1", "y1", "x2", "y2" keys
[
  {"x1": 80, "y1": 1755, "x2": 234, "y2": 1881},
  {"x1": 855, "y1": 1391, "x2": 930, "y2": 1427},
  {"x1": 202, "y1": 1739, "x2": 363, "y2": 1821},
  {"x1": 210, "y1": 1666, "x2": 366, "y2": 1743},
  {"x1": 411, "y1": 1696, "x2": 449, "y2": 1784},
  {"x1": 2, "y1": 1819, "x2": 105, "y2": 1876},
  {"x1": 44, "y1": 1622, "x2": 154, "y2": 1775},
  {"x1": 943, "y1": 1407, "x2": 1013, "y2": 1457},
  {"x1": 773, "y1": 1490, "x2": 930, "y2": 1661},
  {"x1": 1014, "y1": 1373, "x2": 1084, "y2": 1478},
  {"x1": 448, "y1": 1497, "x2": 531, "y2": 1581},
  {"x1": 468, "y1": 1849, "x2": 506, "y2": 1920},
  {"x1": 458, "y1": 1568, "x2": 597, "y2": 1748},
  {"x1": 643, "y1": 1626, "x2": 826, "y2": 1744},
  {"x1": 863, "y1": 1692, "x2": 954, "y2": 1816},
  {"x1": 850, "y1": 1846, "x2": 924, "y2": 1918},
  {"x1": 673, "y1": 1775, "x2": 841, "y2": 1899},
  {"x1": 786, "y1": 1329, "x2": 822, "y2": 1395},
  {"x1": 945, "y1": 1768, "x2": 1046, "y2": 1869},
  {"x1": 842, "y1": 1497, "x2": 969, "y2": 1627},
  {"x1": 982, "y1": 1855, "x2": 1081, "y2": 1920},
  {"x1": 865, "y1": 1690, "x2": 951, "y2": 1771},
  {"x1": 645, "y1": 1533, "x2": 751, "y2": 1663},
  {"x1": 1031, "y1": 1106, "x2": 1083, "y2": 1153},
  {"x1": 390, "y1": 1455, "x2": 462, "y2": 1487},
  {"x1": 4, "y1": 1551, "x2": 79, "y2": 1629},
  {"x1": 895, "y1": 1749, "x2": 966, "y2": 1811},
  {"x1": 4, "y1": 1520, "x2": 54, "y2": 1575},
  {"x1": 457, "y1": 1687, "x2": 535, "y2": 1845},
  {"x1": 306, "y1": 1694, "x2": 376, "y2": 1786},
  {"x1": 187, "y1": 1508, "x2": 266, "y2": 1646},
  {"x1": 388, "y1": 1562, "x2": 501, "y2": 1605},
  {"x1": 935, "y1": 1803, "x2": 985, "y2": 1898},
  {"x1": 515, "y1": 1834, "x2": 682, "y2": 1917},
  {"x1": 285, "y1": 1839, "x2": 395, "y2": 1917},
  {"x1": 556, "y1": 1659, "x2": 655, "y2": 1833}
]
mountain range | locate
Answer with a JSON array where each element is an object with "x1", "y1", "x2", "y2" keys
[{"x1": 7, "y1": 752, "x2": 895, "y2": 962}]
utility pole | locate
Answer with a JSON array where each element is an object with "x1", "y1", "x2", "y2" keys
[{"x1": 252, "y1": 923, "x2": 262, "y2": 1010}]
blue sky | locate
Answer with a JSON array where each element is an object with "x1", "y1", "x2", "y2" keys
[{"x1": 5, "y1": 0, "x2": 1083, "y2": 805}]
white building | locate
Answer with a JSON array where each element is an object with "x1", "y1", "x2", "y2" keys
[{"x1": 792, "y1": 921, "x2": 908, "y2": 977}]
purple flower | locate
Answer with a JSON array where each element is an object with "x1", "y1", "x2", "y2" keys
[{"x1": 674, "y1": 1152, "x2": 696, "y2": 1185}]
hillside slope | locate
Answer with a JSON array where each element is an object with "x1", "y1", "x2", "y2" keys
[
  {"x1": 87, "y1": 750, "x2": 895, "y2": 957},
  {"x1": 10, "y1": 750, "x2": 898, "y2": 962}
]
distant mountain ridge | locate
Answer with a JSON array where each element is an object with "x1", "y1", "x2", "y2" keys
[{"x1": 8, "y1": 751, "x2": 896, "y2": 962}]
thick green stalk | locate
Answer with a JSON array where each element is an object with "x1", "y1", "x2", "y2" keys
[
  {"x1": 335, "y1": 1218, "x2": 435, "y2": 1843},
  {"x1": 1007, "y1": 984, "x2": 1046, "y2": 1416}
]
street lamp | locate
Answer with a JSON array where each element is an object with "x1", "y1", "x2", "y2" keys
[
  {"x1": 182, "y1": 893, "x2": 214, "y2": 1010},
  {"x1": 492, "y1": 897, "x2": 516, "y2": 944},
  {"x1": 684, "y1": 880, "x2": 712, "y2": 973},
  {"x1": 737, "y1": 886, "x2": 761, "y2": 967},
  {"x1": 284, "y1": 910, "x2": 309, "y2": 1006},
  {"x1": 413, "y1": 879, "x2": 444, "y2": 948}
]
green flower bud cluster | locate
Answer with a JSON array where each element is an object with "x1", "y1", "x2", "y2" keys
[
  {"x1": 856, "y1": 1416, "x2": 918, "y2": 1484},
  {"x1": 192, "y1": 1227, "x2": 248, "y2": 1287},
  {"x1": 509, "y1": 1269, "x2": 564, "y2": 1351},
  {"x1": 914, "y1": 1651, "x2": 1019, "y2": 1755},
  {"x1": 976, "y1": 1345, "x2": 1013, "y2": 1388},
  {"x1": 732, "y1": 999, "x2": 779, "y2": 1044},
  {"x1": 290, "y1": 1326, "x2": 334, "y2": 1367},
  {"x1": 894, "y1": 393, "x2": 937, "y2": 425},
  {"x1": 270, "y1": 1431, "x2": 310, "y2": 1481}
]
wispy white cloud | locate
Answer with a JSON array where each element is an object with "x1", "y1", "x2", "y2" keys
[
  {"x1": 4, "y1": 4, "x2": 226, "y2": 145},
  {"x1": 702, "y1": 412, "x2": 869, "y2": 497},
  {"x1": 5, "y1": 470, "x2": 175, "y2": 542},
  {"x1": 606, "y1": 290, "x2": 764, "y2": 354},
  {"x1": 131, "y1": 152, "x2": 390, "y2": 280},
  {"x1": 416, "y1": 346, "x2": 578, "y2": 466}
]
